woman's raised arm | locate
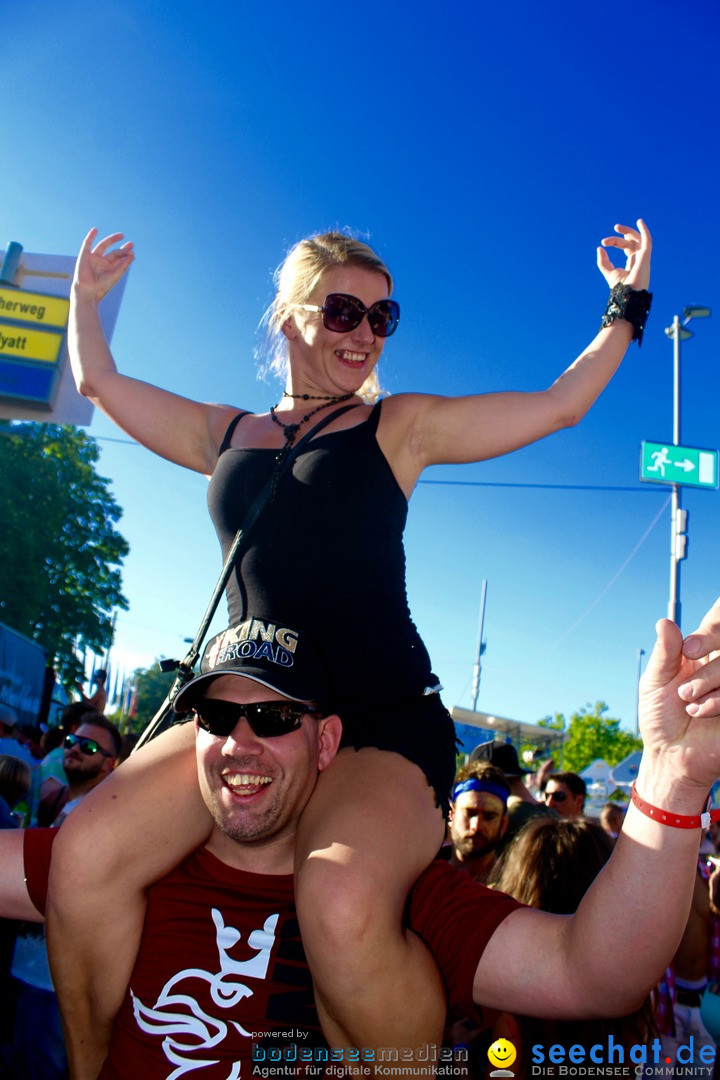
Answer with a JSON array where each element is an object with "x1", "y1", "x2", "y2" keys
[
  {"x1": 69, "y1": 229, "x2": 238, "y2": 475},
  {"x1": 385, "y1": 220, "x2": 652, "y2": 483}
]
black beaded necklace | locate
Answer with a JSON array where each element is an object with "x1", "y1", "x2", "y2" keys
[
  {"x1": 269, "y1": 392, "x2": 353, "y2": 454},
  {"x1": 282, "y1": 391, "x2": 340, "y2": 402},
  {"x1": 266, "y1": 391, "x2": 354, "y2": 500}
]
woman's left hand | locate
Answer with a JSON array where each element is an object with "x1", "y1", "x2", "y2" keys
[{"x1": 597, "y1": 219, "x2": 652, "y2": 292}]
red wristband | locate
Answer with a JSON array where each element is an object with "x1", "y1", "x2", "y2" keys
[{"x1": 631, "y1": 782, "x2": 720, "y2": 829}]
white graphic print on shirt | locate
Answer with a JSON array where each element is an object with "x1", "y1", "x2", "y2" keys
[{"x1": 131, "y1": 907, "x2": 279, "y2": 1078}]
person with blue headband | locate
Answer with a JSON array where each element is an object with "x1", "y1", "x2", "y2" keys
[{"x1": 447, "y1": 762, "x2": 510, "y2": 884}]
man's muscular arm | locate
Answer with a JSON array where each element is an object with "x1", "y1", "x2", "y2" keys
[
  {"x1": 0, "y1": 830, "x2": 48, "y2": 921},
  {"x1": 413, "y1": 598, "x2": 720, "y2": 1021},
  {"x1": 472, "y1": 599, "x2": 720, "y2": 1018}
]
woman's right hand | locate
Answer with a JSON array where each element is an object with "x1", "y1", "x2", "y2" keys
[
  {"x1": 68, "y1": 228, "x2": 238, "y2": 474},
  {"x1": 73, "y1": 228, "x2": 135, "y2": 303}
]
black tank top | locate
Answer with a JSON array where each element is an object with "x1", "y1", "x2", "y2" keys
[{"x1": 207, "y1": 401, "x2": 434, "y2": 704}]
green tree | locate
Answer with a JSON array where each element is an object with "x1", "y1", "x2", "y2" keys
[
  {"x1": 538, "y1": 701, "x2": 642, "y2": 773},
  {"x1": 0, "y1": 422, "x2": 129, "y2": 689},
  {"x1": 126, "y1": 662, "x2": 177, "y2": 732}
]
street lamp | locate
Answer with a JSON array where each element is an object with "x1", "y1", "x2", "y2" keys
[{"x1": 663, "y1": 305, "x2": 711, "y2": 625}]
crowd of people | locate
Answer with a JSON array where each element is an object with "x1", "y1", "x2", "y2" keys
[
  {"x1": 441, "y1": 752, "x2": 720, "y2": 1075},
  {"x1": 3, "y1": 216, "x2": 720, "y2": 1079},
  {"x1": 0, "y1": 698, "x2": 125, "y2": 1077}
]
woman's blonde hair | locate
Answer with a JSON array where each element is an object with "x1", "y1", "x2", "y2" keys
[{"x1": 258, "y1": 231, "x2": 393, "y2": 403}]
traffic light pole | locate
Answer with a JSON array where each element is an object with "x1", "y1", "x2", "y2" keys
[
  {"x1": 669, "y1": 485, "x2": 682, "y2": 625},
  {"x1": 668, "y1": 315, "x2": 682, "y2": 626}
]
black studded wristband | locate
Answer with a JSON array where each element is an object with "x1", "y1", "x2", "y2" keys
[{"x1": 601, "y1": 283, "x2": 653, "y2": 346}]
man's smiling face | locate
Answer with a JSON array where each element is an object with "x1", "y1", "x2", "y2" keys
[{"x1": 195, "y1": 675, "x2": 340, "y2": 868}]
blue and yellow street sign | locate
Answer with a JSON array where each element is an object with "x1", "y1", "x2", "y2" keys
[
  {"x1": 0, "y1": 284, "x2": 70, "y2": 408},
  {"x1": 0, "y1": 286, "x2": 70, "y2": 329},
  {"x1": 0, "y1": 325, "x2": 64, "y2": 364}
]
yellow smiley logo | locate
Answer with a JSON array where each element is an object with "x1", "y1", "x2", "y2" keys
[{"x1": 488, "y1": 1038, "x2": 517, "y2": 1070}]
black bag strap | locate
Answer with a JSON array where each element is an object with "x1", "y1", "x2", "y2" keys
[
  {"x1": 176, "y1": 400, "x2": 358, "y2": 673},
  {"x1": 135, "y1": 402, "x2": 359, "y2": 748}
]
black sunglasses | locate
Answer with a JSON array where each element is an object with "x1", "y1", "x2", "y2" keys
[
  {"x1": 193, "y1": 699, "x2": 320, "y2": 739},
  {"x1": 64, "y1": 733, "x2": 113, "y2": 758},
  {"x1": 297, "y1": 293, "x2": 400, "y2": 338},
  {"x1": 544, "y1": 789, "x2": 568, "y2": 803}
]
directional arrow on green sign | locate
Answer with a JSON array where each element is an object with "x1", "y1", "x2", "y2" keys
[{"x1": 640, "y1": 441, "x2": 718, "y2": 489}]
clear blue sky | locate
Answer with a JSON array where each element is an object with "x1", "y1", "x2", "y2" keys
[{"x1": 3, "y1": 0, "x2": 719, "y2": 731}]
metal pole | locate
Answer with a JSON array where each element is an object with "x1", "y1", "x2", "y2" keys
[
  {"x1": 668, "y1": 315, "x2": 681, "y2": 625},
  {"x1": 471, "y1": 579, "x2": 487, "y2": 712},
  {"x1": 673, "y1": 315, "x2": 682, "y2": 446}
]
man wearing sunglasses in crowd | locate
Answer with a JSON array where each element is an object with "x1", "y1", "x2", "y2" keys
[
  {"x1": 44, "y1": 717, "x2": 121, "y2": 826},
  {"x1": 543, "y1": 771, "x2": 587, "y2": 821},
  {"x1": 6, "y1": 598, "x2": 720, "y2": 1077}
]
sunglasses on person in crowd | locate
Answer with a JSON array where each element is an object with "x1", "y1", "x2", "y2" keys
[
  {"x1": 63, "y1": 733, "x2": 113, "y2": 757},
  {"x1": 192, "y1": 700, "x2": 321, "y2": 739},
  {"x1": 544, "y1": 789, "x2": 568, "y2": 803},
  {"x1": 296, "y1": 293, "x2": 400, "y2": 338}
]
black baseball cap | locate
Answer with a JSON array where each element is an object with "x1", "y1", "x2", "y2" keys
[
  {"x1": 469, "y1": 740, "x2": 531, "y2": 778},
  {"x1": 174, "y1": 618, "x2": 329, "y2": 713}
]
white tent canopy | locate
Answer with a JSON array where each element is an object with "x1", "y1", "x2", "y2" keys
[
  {"x1": 580, "y1": 759, "x2": 613, "y2": 784},
  {"x1": 609, "y1": 750, "x2": 643, "y2": 791},
  {"x1": 450, "y1": 706, "x2": 564, "y2": 747}
]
